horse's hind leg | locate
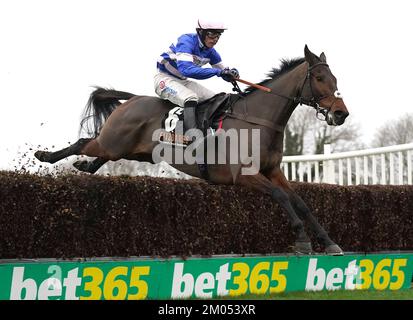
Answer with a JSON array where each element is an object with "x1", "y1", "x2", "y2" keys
[
  {"x1": 35, "y1": 138, "x2": 113, "y2": 174},
  {"x1": 35, "y1": 138, "x2": 93, "y2": 164},
  {"x1": 73, "y1": 157, "x2": 108, "y2": 174}
]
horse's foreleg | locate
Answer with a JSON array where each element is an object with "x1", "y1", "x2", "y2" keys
[
  {"x1": 269, "y1": 169, "x2": 343, "y2": 255},
  {"x1": 35, "y1": 138, "x2": 93, "y2": 164},
  {"x1": 235, "y1": 172, "x2": 311, "y2": 254},
  {"x1": 289, "y1": 193, "x2": 343, "y2": 255}
]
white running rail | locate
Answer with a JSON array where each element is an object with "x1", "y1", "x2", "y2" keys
[{"x1": 281, "y1": 143, "x2": 413, "y2": 185}]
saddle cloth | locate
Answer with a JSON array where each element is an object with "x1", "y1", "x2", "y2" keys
[{"x1": 159, "y1": 93, "x2": 241, "y2": 147}]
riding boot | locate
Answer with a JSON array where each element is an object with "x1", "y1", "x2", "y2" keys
[
  {"x1": 183, "y1": 100, "x2": 198, "y2": 133},
  {"x1": 183, "y1": 100, "x2": 208, "y2": 179}
]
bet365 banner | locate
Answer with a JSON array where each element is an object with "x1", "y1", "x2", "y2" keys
[{"x1": 0, "y1": 253, "x2": 412, "y2": 300}]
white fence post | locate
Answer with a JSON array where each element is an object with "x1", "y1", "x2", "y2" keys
[
  {"x1": 322, "y1": 144, "x2": 335, "y2": 184},
  {"x1": 281, "y1": 142, "x2": 413, "y2": 186}
]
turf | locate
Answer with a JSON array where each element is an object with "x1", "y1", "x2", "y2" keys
[{"x1": 225, "y1": 289, "x2": 413, "y2": 300}]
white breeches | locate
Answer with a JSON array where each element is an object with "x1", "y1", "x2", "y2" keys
[{"x1": 154, "y1": 71, "x2": 216, "y2": 107}]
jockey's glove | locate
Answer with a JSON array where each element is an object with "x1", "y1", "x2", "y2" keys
[
  {"x1": 229, "y1": 68, "x2": 240, "y2": 79},
  {"x1": 220, "y1": 68, "x2": 239, "y2": 82}
]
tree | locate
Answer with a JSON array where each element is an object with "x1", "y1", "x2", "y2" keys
[
  {"x1": 284, "y1": 106, "x2": 313, "y2": 155},
  {"x1": 284, "y1": 106, "x2": 364, "y2": 155},
  {"x1": 313, "y1": 117, "x2": 365, "y2": 154},
  {"x1": 371, "y1": 113, "x2": 413, "y2": 147}
]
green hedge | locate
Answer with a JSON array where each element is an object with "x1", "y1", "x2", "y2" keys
[{"x1": 0, "y1": 171, "x2": 411, "y2": 259}]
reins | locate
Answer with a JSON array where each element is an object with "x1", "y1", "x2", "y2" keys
[{"x1": 232, "y1": 62, "x2": 338, "y2": 120}]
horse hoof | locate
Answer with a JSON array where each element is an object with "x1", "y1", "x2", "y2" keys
[
  {"x1": 34, "y1": 151, "x2": 50, "y2": 162},
  {"x1": 73, "y1": 160, "x2": 89, "y2": 173},
  {"x1": 294, "y1": 242, "x2": 313, "y2": 254},
  {"x1": 325, "y1": 244, "x2": 344, "y2": 256}
]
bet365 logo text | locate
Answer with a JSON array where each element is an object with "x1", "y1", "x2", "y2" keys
[
  {"x1": 9, "y1": 266, "x2": 150, "y2": 300},
  {"x1": 305, "y1": 258, "x2": 408, "y2": 291},
  {"x1": 171, "y1": 261, "x2": 289, "y2": 299}
]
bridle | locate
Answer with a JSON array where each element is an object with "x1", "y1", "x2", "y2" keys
[
  {"x1": 295, "y1": 62, "x2": 341, "y2": 121},
  {"x1": 232, "y1": 62, "x2": 342, "y2": 122}
]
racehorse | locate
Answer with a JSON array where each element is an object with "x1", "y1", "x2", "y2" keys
[{"x1": 35, "y1": 45, "x2": 349, "y2": 255}]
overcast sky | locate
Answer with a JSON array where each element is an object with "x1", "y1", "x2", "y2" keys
[{"x1": 1, "y1": 0, "x2": 412, "y2": 170}]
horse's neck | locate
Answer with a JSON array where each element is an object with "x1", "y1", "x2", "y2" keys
[{"x1": 242, "y1": 62, "x2": 307, "y2": 127}]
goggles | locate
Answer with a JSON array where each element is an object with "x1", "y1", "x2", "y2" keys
[{"x1": 205, "y1": 31, "x2": 222, "y2": 39}]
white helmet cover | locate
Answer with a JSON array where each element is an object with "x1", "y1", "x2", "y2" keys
[{"x1": 197, "y1": 19, "x2": 227, "y2": 31}]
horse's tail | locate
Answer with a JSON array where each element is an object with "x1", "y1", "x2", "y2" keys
[{"x1": 79, "y1": 86, "x2": 137, "y2": 137}]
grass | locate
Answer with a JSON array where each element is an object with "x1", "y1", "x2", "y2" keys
[{"x1": 221, "y1": 289, "x2": 413, "y2": 300}]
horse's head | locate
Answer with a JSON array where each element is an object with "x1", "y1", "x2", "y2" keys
[{"x1": 302, "y1": 45, "x2": 349, "y2": 126}]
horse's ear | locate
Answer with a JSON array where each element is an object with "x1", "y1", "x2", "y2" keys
[
  {"x1": 304, "y1": 44, "x2": 318, "y2": 66},
  {"x1": 320, "y1": 52, "x2": 327, "y2": 63}
]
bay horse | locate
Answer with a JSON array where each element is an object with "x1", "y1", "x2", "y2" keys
[{"x1": 35, "y1": 45, "x2": 349, "y2": 255}]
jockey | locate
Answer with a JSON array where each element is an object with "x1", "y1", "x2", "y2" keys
[{"x1": 154, "y1": 19, "x2": 240, "y2": 132}]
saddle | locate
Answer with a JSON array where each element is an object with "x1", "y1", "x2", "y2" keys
[{"x1": 159, "y1": 93, "x2": 241, "y2": 147}]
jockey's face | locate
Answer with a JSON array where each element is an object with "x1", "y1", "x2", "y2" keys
[{"x1": 204, "y1": 31, "x2": 221, "y2": 48}]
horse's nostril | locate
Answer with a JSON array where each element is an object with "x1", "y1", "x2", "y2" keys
[{"x1": 334, "y1": 110, "x2": 348, "y2": 120}]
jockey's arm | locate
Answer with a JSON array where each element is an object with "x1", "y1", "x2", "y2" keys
[
  {"x1": 210, "y1": 62, "x2": 226, "y2": 70},
  {"x1": 176, "y1": 56, "x2": 221, "y2": 80}
]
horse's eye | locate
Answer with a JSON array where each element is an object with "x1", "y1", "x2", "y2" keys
[{"x1": 316, "y1": 76, "x2": 323, "y2": 81}]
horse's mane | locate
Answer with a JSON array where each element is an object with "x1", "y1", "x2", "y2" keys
[{"x1": 244, "y1": 57, "x2": 305, "y2": 94}]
